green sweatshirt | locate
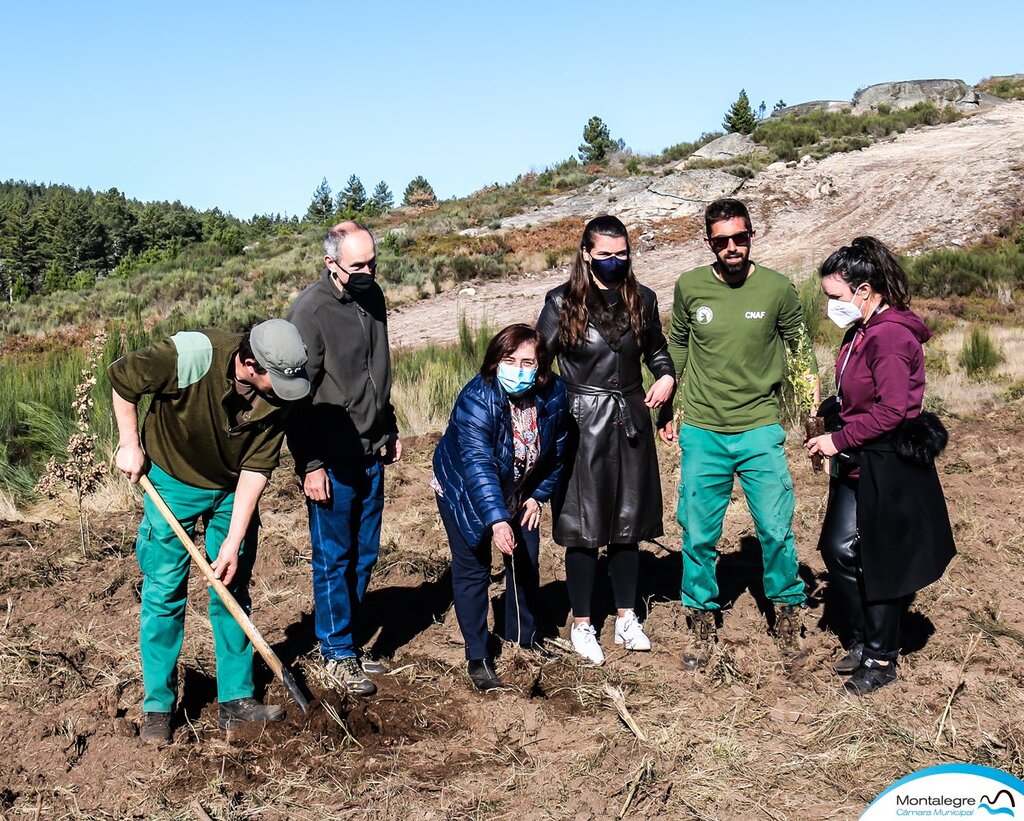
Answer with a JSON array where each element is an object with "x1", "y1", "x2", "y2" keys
[
  {"x1": 108, "y1": 330, "x2": 289, "y2": 489},
  {"x1": 667, "y1": 264, "x2": 816, "y2": 433}
]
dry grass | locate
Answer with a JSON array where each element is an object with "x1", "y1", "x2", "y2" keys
[{"x1": 928, "y1": 322, "x2": 1024, "y2": 414}]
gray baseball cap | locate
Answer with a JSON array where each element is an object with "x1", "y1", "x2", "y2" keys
[{"x1": 249, "y1": 319, "x2": 310, "y2": 401}]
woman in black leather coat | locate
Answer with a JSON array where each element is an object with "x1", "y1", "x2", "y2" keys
[{"x1": 537, "y1": 215, "x2": 676, "y2": 664}]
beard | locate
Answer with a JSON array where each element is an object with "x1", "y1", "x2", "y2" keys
[{"x1": 721, "y1": 252, "x2": 749, "y2": 276}]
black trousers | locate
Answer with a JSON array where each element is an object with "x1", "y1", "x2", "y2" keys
[
  {"x1": 437, "y1": 496, "x2": 540, "y2": 660},
  {"x1": 818, "y1": 477, "x2": 903, "y2": 662}
]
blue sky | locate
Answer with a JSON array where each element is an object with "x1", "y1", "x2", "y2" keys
[{"x1": 1, "y1": 0, "x2": 1020, "y2": 218}]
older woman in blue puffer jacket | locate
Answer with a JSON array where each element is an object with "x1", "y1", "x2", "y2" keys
[{"x1": 432, "y1": 323, "x2": 571, "y2": 692}]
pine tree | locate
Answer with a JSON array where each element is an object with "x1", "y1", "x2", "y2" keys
[
  {"x1": 305, "y1": 177, "x2": 334, "y2": 224},
  {"x1": 403, "y1": 176, "x2": 437, "y2": 207},
  {"x1": 773, "y1": 99, "x2": 787, "y2": 113},
  {"x1": 368, "y1": 181, "x2": 394, "y2": 215},
  {"x1": 578, "y1": 116, "x2": 617, "y2": 164},
  {"x1": 338, "y1": 174, "x2": 367, "y2": 215},
  {"x1": 0, "y1": 195, "x2": 40, "y2": 301},
  {"x1": 723, "y1": 90, "x2": 757, "y2": 134}
]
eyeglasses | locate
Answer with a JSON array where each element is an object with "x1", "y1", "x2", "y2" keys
[
  {"x1": 329, "y1": 256, "x2": 377, "y2": 276},
  {"x1": 708, "y1": 231, "x2": 752, "y2": 252}
]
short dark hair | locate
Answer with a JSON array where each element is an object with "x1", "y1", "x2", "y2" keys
[
  {"x1": 705, "y1": 198, "x2": 752, "y2": 235},
  {"x1": 480, "y1": 324, "x2": 552, "y2": 388},
  {"x1": 237, "y1": 326, "x2": 267, "y2": 374}
]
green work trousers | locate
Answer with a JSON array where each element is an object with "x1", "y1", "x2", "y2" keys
[
  {"x1": 136, "y1": 462, "x2": 257, "y2": 713},
  {"x1": 677, "y1": 423, "x2": 805, "y2": 610}
]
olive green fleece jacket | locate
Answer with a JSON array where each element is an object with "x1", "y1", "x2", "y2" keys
[
  {"x1": 107, "y1": 330, "x2": 289, "y2": 489},
  {"x1": 285, "y1": 271, "x2": 398, "y2": 472},
  {"x1": 667, "y1": 264, "x2": 817, "y2": 433}
]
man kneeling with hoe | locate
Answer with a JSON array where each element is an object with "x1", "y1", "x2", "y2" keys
[{"x1": 109, "y1": 319, "x2": 310, "y2": 744}]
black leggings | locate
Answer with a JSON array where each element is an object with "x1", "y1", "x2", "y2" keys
[
  {"x1": 818, "y1": 477, "x2": 904, "y2": 662},
  {"x1": 565, "y1": 543, "x2": 639, "y2": 619}
]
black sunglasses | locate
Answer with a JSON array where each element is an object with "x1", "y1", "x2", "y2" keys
[{"x1": 708, "y1": 231, "x2": 752, "y2": 252}]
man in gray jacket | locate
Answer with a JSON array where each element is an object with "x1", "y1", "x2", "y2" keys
[{"x1": 286, "y1": 221, "x2": 401, "y2": 697}]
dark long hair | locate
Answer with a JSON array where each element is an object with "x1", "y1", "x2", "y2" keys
[
  {"x1": 480, "y1": 324, "x2": 553, "y2": 389},
  {"x1": 559, "y1": 215, "x2": 644, "y2": 349},
  {"x1": 819, "y1": 236, "x2": 911, "y2": 310}
]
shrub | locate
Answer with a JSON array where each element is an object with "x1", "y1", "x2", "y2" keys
[
  {"x1": 958, "y1": 326, "x2": 1002, "y2": 378},
  {"x1": 976, "y1": 75, "x2": 1024, "y2": 101},
  {"x1": 904, "y1": 238, "x2": 1024, "y2": 299}
]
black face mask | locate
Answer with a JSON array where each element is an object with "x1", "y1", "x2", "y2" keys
[
  {"x1": 590, "y1": 255, "x2": 629, "y2": 285},
  {"x1": 343, "y1": 272, "x2": 375, "y2": 294}
]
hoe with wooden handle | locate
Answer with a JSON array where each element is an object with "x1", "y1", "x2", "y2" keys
[{"x1": 138, "y1": 474, "x2": 311, "y2": 714}]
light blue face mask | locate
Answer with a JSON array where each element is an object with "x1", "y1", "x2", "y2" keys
[{"x1": 496, "y1": 363, "x2": 537, "y2": 396}]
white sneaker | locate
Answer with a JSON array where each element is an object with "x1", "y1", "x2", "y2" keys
[
  {"x1": 614, "y1": 610, "x2": 652, "y2": 651},
  {"x1": 571, "y1": 622, "x2": 605, "y2": 665}
]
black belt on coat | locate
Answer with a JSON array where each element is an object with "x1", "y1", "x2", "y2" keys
[{"x1": 565, "y1": 380, "x2": 643, "y2": 440}]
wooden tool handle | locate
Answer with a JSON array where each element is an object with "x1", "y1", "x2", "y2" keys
[{"x1": 138, "y1": 474, "x2": 310, "y2": 713}]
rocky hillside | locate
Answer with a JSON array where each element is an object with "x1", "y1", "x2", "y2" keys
[{"x1": 389, "y1": 100, "x2": 1024, "y2": 348}]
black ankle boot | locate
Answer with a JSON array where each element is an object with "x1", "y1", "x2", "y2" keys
[
  {"x1": 467, "y1": 658, "x2": 503, "y2": 692},
  {"x1": 843, "y1": 657, "x2": 897, "y2": 695}
]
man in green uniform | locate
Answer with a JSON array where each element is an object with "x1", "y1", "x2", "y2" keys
[
  {"x1": 109, "y1": 319, "x2": 310, "y2": 743},
  {"x1": 664, "y1": 198, "x2": 818, "y2": 668}
]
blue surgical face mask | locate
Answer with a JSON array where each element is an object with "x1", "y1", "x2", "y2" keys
[
  {"x1": 590, "y1": 255, "x2": 629, "y2": 285},
  {"x1": 496, "y1": 363, "x2": 537, "y2": 396}
]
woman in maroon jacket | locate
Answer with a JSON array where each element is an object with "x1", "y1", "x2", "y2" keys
[{"x1": 805, "y1": 237, "x2": 955, "y2": 695}]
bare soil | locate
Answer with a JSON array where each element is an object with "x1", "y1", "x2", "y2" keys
[{"x1": 2, "y1": 404, "x2": 1023, "y2": 819}]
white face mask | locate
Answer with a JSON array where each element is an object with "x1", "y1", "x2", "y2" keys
[{"x1": 827, "y1": 289, "x2": 866, "y2": 328}]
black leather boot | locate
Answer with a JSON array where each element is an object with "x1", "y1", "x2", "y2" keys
[{"x1": 467, "y1": 658, "x2": 503, "y2": 692}]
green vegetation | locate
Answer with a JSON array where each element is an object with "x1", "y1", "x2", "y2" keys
[
  {"x1": 959, "y1": 326, "x2": 1003, "y2": 379},
  {"x1": 579, "y1": 116, "x2": 619, "y2": 164},
  {"x1": 656, "y1": 132, "x2": 723, "y2": 164},
  {"x1": 391, "y1": 317, "x2": 494, "y2": 434},
  {"x1": 752, "y1": 102, "x2": 961, "y2": 162},
  {"x1": 904, "y1": 227, "x2": 1024, "y2": 298},
  {"x1": 305, "y1": 177, "x2": 335, "y2": 224},
  {"x1": 0, "y1": 180, "x2": 291, "y2": 303},
  {"x1": 723, "y1": 89, "x2": 757, "y2": 134},
  {"x1": 0, "y1": 320, "x2": 153, "y2": 500},
  {"x1": 403, "y1": 175, "x2": 438, "y2": 207},
  {"x1": 0, "y1": 314, "x2": 496, "y2": 499},
  {"x1": 338, "y1": 174, "x2": 367, "y2": 214},
  {"x1": 977, "y1": 75, "x2": 1024, "y2": 101}
]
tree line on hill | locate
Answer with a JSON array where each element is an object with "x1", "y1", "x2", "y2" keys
[
  {"x1": 0, "y1": 181, "x2": 298, "y2": 303},
  {"x1": 303, "y1": 174, "x2": 437, "y2": 224}
]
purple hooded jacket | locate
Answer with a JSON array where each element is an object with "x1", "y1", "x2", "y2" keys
[{"x1": 831, "y1": 308, "x2": 931, "y2": 453}]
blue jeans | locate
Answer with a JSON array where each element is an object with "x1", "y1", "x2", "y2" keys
[
  {"x1": 309, "y1": 459, "x2": 384, "y2": 660},
  {"x1": 436, "y1": 495, "x2": 540, "y2": 660}
]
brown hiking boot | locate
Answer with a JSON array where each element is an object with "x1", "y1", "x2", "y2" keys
[
  {"x1": 140, "y1": 712, "x2": 172, "y2": 745},
  {"x1": 682, "y1": 608, "x2": 718, "y2": 670},
  {"x1": 774, "y1": 604, "x2": 805, "y2": 659}
]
